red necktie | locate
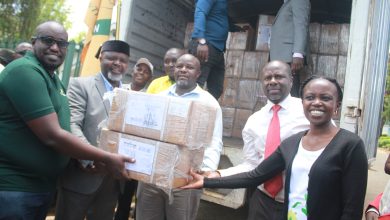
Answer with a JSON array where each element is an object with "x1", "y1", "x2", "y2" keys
[{"x1": 264, "y1": 104, "x2": 283, "y2": 198}]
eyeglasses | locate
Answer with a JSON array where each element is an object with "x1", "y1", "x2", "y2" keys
[{"x1": 33, "y1": 36, "x2": 69, "y2": 48}]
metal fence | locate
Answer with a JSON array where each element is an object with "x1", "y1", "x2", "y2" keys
[{"x1": 59, "y1": 41, "x2": 84, "y2": 88}]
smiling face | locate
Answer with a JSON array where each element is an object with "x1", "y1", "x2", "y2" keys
[
  {"x1": 132, "y1": 63, "x2": 152, "y2": 88},
  {"x1": 261, "y1": 61, "x2": 293, "y2": 104},
  {"x1": 100, "y1": 51, "x2": 129, "y2": 85},
  {"x1": 32, "y1": 22, "x2": 68, "y2": 74},
  {"x1": 302, "y1": 78, "x2": 341, "y2": 127},
  {"x1": 174, "y1": 54, "x2": 201, "y2": 95},
  {"x1": 164, "y1": 48, "x2": 185, "y2": 81}
]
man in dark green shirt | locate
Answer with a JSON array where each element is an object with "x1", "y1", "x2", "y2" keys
[{"x1": 0, "y1": 21, "x2": 133, "y2": 219}]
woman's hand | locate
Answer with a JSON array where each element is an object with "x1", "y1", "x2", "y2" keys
[{"x1": 181, "y1": 169, "x2": 205, "y2": 189}]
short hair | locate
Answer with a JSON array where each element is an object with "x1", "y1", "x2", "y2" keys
[
  {"x1": 261, "y1": 60, "x2": 293, "y2": 79},
  {"x1": 300, "y1": 75, "x2": 343, "y2": 102},
  {"x1": 0, "y1": 49, "x2": 16, "y2": 66},
  {"x1": 15, "y1": 42, "x2": 32, "y2": 56}
]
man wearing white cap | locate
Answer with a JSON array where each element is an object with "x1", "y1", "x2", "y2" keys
[
  {"x1": 114, "y1": 57, "x2": 153, "y2": 220},
  {"x1": 55, "y1": 40, "x2": 131, "y2": 220},
  {"x1": 128, "y1": 58, "x2": 153, "y2": 92}
]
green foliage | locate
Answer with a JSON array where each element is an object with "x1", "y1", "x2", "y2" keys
[
  {"x1": 0, "y1": 0, "x2": 70, "y2": 43},
  {"x1": 378, "y1": 136, "x2": 390, "y2": 150},
  {"x1": 71, "y1": 32, "x2": 86, "y2": 43},
  {"x1": 382, "y1": 60, "x2": 390, "y2": 124}
]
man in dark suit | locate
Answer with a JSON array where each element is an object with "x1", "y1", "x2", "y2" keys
[
  {"x1": 55, "y1": 40, "x2": 131, "y2": 220},
  {"x1": 270, "y1": 0, "x2": 311, "y2": 97}
]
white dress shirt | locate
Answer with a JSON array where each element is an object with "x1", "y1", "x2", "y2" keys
[
  {"x1": 219, "y1": 95, "x2": 310, "y2": 202},
  {"x1": 160, "y1": 84, "x2": 223, "y2": 171}
]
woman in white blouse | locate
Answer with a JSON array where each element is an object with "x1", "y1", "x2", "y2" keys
[{"x1": 183, "y1": 76, "x2": 368, "y2": 220}]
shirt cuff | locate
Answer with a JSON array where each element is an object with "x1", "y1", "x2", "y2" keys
[
  {"x1": 293, "y1": 53, "x2": 304, "y2": 58},
  {"x1": 366, "y1": 207, "x2": 380, "y2": 216}
]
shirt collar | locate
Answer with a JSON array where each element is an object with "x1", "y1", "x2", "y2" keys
[
  {"x1": 167, "y1": 84, "x2": 202, "y2": 97},
  {"x1": 265, "y1": 94, "x2": 294, "y2": 112},
  {"x1": 100, "y1": 73, "x2": 122, "y2": 92}
]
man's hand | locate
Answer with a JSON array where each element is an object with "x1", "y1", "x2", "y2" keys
[
  {"x1": 197, "y1": 44, "x2": 209, "y2": 62},
  {"x1": 206, "y1": 171, "x2": 221, "y2": 178},
  {"x1": 104, "y1": 153, "x2": 135, "y2": 179},
  {"x1": 291, "y1": 57, "x2": 304, "y2": 74},
  {"x1": 181, "y1": 169, "x2": 205, "y2": 189}
]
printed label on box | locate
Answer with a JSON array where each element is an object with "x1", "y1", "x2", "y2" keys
[
  {"x1": 168, "y1": 99, "x2": 191, "y2": 117},
  {"x1": 124, "y1": 96, "x2": 167, "y2": 130},
  {"x1": 258, "y1": 24, "x2": 272, "y2": 47},
  {"x1": 118, "y1": 138, "x2": 157, "y2": 175}
]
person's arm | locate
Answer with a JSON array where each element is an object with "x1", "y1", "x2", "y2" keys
[
  {"x1": 67, "y1": 77, "x2": 105, "y2": 170},
  {"x1": 26, "y1": 113, "x2": 133, "y2": 177},
  {"x1": 385, "y1": 153, "x2": 390, "y2": 174},
  {"x1": 290, "y1": 0, "x2": 310, "y2": 73},
  {"x1": 192, "y1": 0, "x2": 215, "y2": 62},
  {"x1": 201, "y1": 105, "x2": 223, "y2": 171},
  {"x1": 365, "y1": 193, "x2": 382, "y2": 220},
  {"x1": 4, "y1": 66, "x2": 133, "y2": 178},
  {"x1": 67, "y1": 78, "x2": 89, "y2": 143},
  {"x1": 213, "y1": 115, "x2": 263, "y2": 177},
  {"x1": 184, "y1": 145, "x2": 285, "y2": 189},
  {"x1": 341, "y1": 139, "x2": 368, "y2": 220},
  {"x1": 365, "y1": 211, "x2": 379, "y2": 220}
]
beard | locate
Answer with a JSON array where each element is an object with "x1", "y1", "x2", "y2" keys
[
  {"x1": 108, "y1": 72, "x2": 123, "y2": 82},
  {"x1": 176, "y1": 79, "x2": 189, "y2": 88}
]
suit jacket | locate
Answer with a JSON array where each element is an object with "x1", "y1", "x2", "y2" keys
[
  {"x1": 205, "y1": 129, "x2": 368, "y2": 220},
  {"x1": 59, "y1": 74, "x2": 111, "y2": 194},
  {"x1": 270, "y1": 0, "x2": 311, "y2": 63}
]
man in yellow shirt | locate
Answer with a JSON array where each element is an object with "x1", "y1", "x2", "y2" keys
[{"x1": 147, "y1": 48, "x2": 184, "y2": 94}]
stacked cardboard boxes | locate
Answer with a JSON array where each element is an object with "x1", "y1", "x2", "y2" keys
[
  {"x1": 184, "y1": 15, "x2": 349, "y2": 138},
  {"x1": 99, "y1": 89, "x2": 217, "y2": 190}
]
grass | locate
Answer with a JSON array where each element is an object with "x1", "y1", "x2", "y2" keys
[{"x1": 378, "y1": 135, "x2": 390, "y2": 151}]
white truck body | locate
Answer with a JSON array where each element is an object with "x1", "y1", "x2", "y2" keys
[{"x1": 118, "y1": 0, "x2": 390, "y2": 212}]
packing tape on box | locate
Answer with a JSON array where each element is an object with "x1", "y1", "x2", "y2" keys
[{"x1": 108, "y1": 88, "x2": 216, "y2": 149}]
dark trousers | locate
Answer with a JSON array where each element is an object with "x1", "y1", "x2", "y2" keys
[
  {"x1": 0, "y1": 191, "x2": 54, "y2": 220},
  {"x1": 114, "y1": 180, "x2": 138, "y2": 220},
  {"x1": 247, "y1": 189, "x2": 284, "y2": 220},
  {"x1": 189, "y1": 40, "x2": 225, "y2": 100},
  {"x1": 290, "y1": 72, "x2": 300, "y2": 98}
]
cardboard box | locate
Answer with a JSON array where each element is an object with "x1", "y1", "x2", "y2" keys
[
  {"x1": 255, "y1": 15, "x2": 275, "y2": 51},
  {"x1": 107, "y1": 89, "x2": 217, "y2": 149},
  {"x1": 99, "y1": 129, "x2": 204, "y2": 189},
  {"x1": 226, "y1": 23, "x2": 255, "y2": 50}
]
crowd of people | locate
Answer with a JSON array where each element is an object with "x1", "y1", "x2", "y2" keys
[{"x1": 0, "y1": 0, "x2": 377, "y2": 220}]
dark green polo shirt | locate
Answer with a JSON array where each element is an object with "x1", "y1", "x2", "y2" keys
[{"x1": 0, "y1": 51, "x2": 70, "y2": 192}]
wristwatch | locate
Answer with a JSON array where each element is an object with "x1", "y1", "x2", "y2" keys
[{"x1": 198, "y1": 38, "x2": 207, "y2": 45}]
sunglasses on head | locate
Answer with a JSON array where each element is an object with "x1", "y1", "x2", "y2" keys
[{"x1": 33, "y1": 36, "x2": 69, "y2": 48}]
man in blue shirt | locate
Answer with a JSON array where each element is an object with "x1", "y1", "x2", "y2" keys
[{"x1": 189, "y1": 0, "x2": 229, "y2": 100}]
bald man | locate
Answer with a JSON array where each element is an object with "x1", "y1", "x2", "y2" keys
[
  {"x1": 147, "y1": 48, "x2": 185, "y2": 94},
  {"x1": 136, "y1": 54, "x2": 223, "y2": 220},
  {"x1": 207, "y1": 61, "x2": 310, "y2": 220},
  {"x1": 0, "y1": 21, "x2": 131, "y2": 219}
]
